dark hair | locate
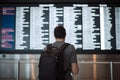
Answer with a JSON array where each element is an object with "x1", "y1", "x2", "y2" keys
[{"x1": 54, "y1": 26, "x2": 66, "y2": 39}]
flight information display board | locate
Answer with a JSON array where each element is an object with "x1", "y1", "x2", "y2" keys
[{"x1": 0, "y1": 4, "x2": 120, "y2": 52}]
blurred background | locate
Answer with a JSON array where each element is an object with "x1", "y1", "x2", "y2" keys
[{"x1": 0, "y1": 54, "x2": 120, "y2": 80}]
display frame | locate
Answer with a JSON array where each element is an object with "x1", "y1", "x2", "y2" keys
[{"x1": 0, "y1": 0, "x2": 120, "y2": 54}]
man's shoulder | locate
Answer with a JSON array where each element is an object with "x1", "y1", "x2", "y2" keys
[{"x1": 64, "y1": 43, "x2": 75, "y2": 50}]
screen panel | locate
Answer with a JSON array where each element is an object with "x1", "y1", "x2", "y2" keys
[
  {"x1": 0, "y1": 7, "x2": 15, "y2": 50},
  {"x1": 0, "y1": 4, "x2": 120, "y2": 53}
]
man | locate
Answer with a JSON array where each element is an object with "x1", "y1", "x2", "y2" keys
[{"x1": 52, "y1": 26, "x2": 79, "y2": 80}]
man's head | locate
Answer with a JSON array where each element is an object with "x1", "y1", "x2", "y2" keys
[{"x1": 54, "y1": 26, "x2": 66, "y2": 39}]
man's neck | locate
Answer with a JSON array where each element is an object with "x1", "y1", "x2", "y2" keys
[{"x1": 56, "y1": 38, "x2": 64, "y2": 42}]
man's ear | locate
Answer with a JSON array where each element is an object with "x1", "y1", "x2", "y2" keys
[
  {"x1": 54, "y1": 34, "x2": 55, "y2": 37},
  {"x1": 64, "y1": 34, "x2": 66, "y2": 38}
]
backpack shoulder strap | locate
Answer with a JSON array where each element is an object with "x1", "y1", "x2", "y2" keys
[
  {"x1": 46, "y1": 44, "x2": 52, "y2": 50},
  {"x1": 59, "y1": 43, "x2": 70, "y2": 52}
]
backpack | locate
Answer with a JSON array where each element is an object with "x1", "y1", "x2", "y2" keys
[{"x1": 38, "y1": 43, "x2": 70, "y2": 80}]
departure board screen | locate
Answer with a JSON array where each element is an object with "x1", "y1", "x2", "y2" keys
[{"x1": 0, "y1": 4, "x2": 120, "y2": 51}]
